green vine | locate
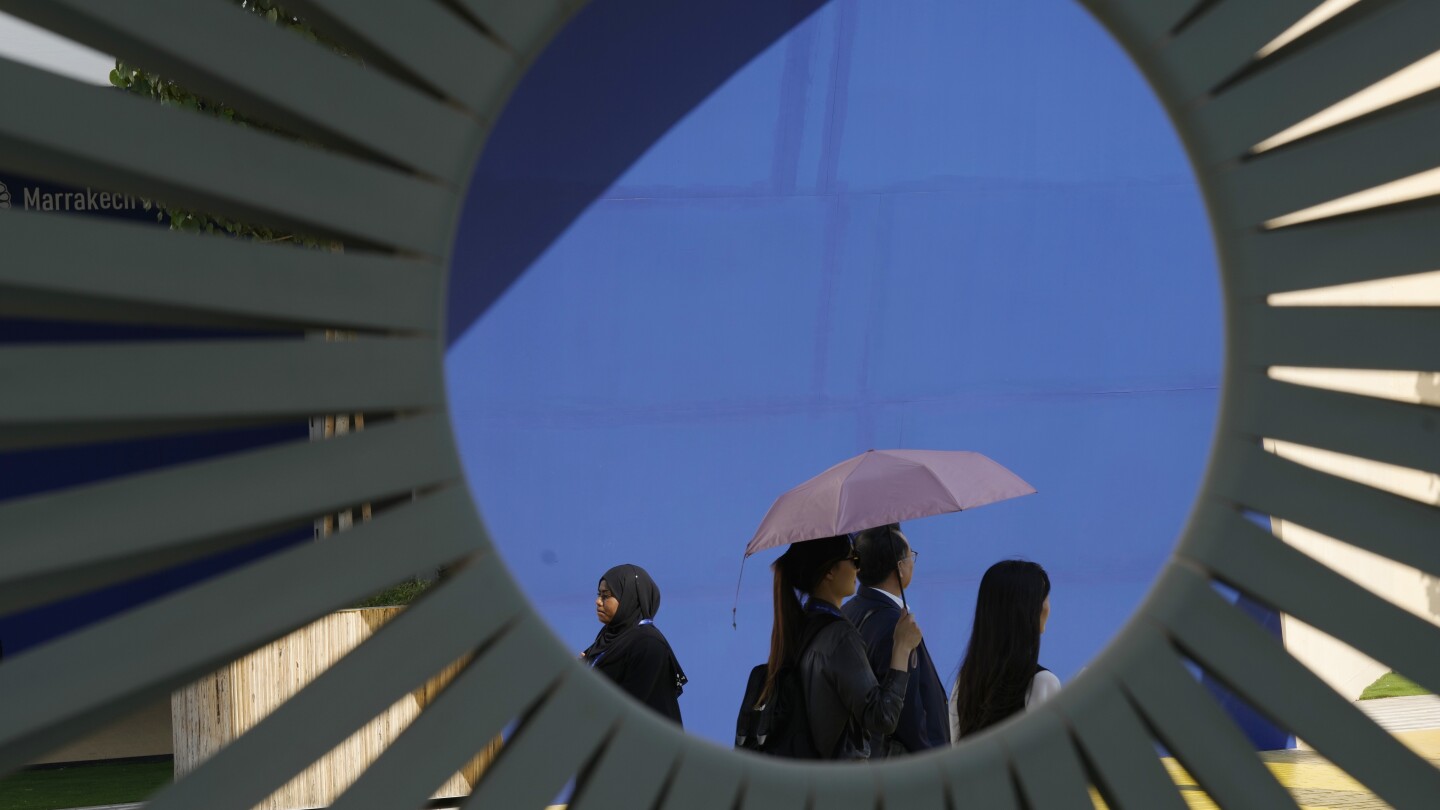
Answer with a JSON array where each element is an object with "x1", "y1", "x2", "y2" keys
[{"x1": 108, "y1": 0, "x2": 345, "y2": 248}]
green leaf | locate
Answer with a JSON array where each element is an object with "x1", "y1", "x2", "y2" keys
[{"x1": 265, "y1": 7, "x2": 278, "y2": 23}]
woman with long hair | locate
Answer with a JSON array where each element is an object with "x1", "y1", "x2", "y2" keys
[
  {"x1": 581, "y1": 564, "x2": 687, "y2": 725},
  {"x1": 949, "y1": 560, "x2": 1058, "y2": 740},
  {"x1": 760, "y1": 535, "x2": 922, "y2": 759}
]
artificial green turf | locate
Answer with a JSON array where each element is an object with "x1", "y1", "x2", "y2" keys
[
  {"x1": 1359, "y1": 671, "x2": 1432, "y2": 701},
  {"x1": 0, "y1": 761, "x2": 172, "y2": 810}
]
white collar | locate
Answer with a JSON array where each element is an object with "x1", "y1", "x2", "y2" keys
[{"x1": 868, "y1": 586, "x2": 906, "y2": 609}]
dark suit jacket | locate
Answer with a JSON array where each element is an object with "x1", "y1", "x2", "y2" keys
[{"x1": 841, "y1": 587, "x2": 951, "y2": 752}]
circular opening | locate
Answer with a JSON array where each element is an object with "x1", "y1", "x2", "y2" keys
[{"x1": 445, "y1": 0, "x2": 1219, "y2": 750}]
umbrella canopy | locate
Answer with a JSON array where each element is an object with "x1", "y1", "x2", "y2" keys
[{"x1": 746, "y1": 449, "x2": 1036, "y2": 556}]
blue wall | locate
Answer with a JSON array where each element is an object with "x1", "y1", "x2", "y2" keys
[{"x1": 446, "y1": 0, "x2": 1222, "y2": 747}]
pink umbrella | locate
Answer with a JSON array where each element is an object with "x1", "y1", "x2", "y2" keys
[{"x1": 746, "y1": 449, "x2": 1036, "y2": 556}]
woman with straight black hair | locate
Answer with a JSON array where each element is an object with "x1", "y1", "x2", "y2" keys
[
  {"x1": 582, "y1": 563, "x2": 687, "y2": 725},
  {"x1": 759, "y1": 535, "x2": 923, "y2": 759},
  {"x1": 949, "y1": 559, "x2": 1058, "y2": 740}
]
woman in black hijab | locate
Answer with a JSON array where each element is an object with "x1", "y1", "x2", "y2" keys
[{"x1": 581, "y1": 564, "x2": 687, "y2": 725}]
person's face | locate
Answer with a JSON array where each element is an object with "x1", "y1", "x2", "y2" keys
[
  {"x1": 1039, "y1": 595, "x2": 1051, "y2": 634},
  {"x1": 596, "y1": 580, "x2": 619, "y2": 625},
  {"x1": 828, "y1": 552, "x2": 861, "y2": 598},
  {"x1": 894, "y1": 531, "x2": 915, "y2": 589}
]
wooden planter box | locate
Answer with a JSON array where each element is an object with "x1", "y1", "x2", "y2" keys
[{"x1": 172, "y1": 607, "x2": 498, "y2": 810}]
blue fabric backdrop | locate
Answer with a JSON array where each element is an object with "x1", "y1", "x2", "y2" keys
[{"x1": 446, "y1": 0, "x2": 1233, "y2": 747}]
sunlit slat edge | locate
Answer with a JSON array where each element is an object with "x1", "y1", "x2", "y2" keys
[
  {"x1": 1113, "y1": 623, "x2": 1298, "y2": 809},
  {"x1": 1152, "y1": 564, "x2": 1440, "y2": 808},
  {"x1": 1210, "y1": 440, "x2": 1440, "y2": 579},
  {"x1": 1230, "y1": 202, "x2": 1440, "y2": 296},
  {"x1": 1183, "y1": 504, "x2": 1440, "y2": 698},
  {"x1": 1237, "y1": 374, "x2": 1440, "y2": 476},
  {"x1": 1195, "y1": 0, "x2": 1440, "y2": 159},
  {"x1": 1222, "y1": 94, "x2": 1440, "y2": 227}
]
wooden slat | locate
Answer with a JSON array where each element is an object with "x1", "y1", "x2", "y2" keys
[
  {"x1": 1210, "y1": 440, "x2": 1440, "y2": 580},
  {"x1": 1003, "y1": 707, "x2": 1094, "y2": 810},
  {"x1": 462, "y1": 670, "x2": 621, "y2": 810},
  {"x1": 1229, "y1": 203, "x2": 1440, "y2": 296},
  {"x1": 280, "y1": 0, "x2": 517, "y2": 117},
  {"x1": 1182, "y1": 504, "x2": 1440, "y2": 698},
  {"x1": 1222, "y1": 92, "x2": 1440, "y2": 227},
  {"x1": 1151, "y1": 564, "x2": 1440, "y2": 808},
  {"x1": 656, "y1": 745, "x2": 744, "y2": 810},
  {"x1": 327, "y1": 615, "x2": 565, "y2": 810},
  {"x1": 0, "y1": 489, "x2": 485, "y2": 774},
  {"x1": 1237, "y1": 304, "x2": 1440, "y2": 371},
  {"x1": 0, "y1": 57, "x2": 453, "y2": 255},
  {"x1": 142, "y1": 558, "x2": 515, "y2": 810},
  {"x1": 2, "y1": 0, "x2": 477, "y2": 180},
  {"x1": 0, "y1": 337, "x2": 441, "y2": 430},
  {"x1": 938, "y1": 736, "x2": 1022, "y2": 810},
  {"x1": 0, "y1": 210, "x2": 440, "y2": 333},
  {"x1": 1114, "y1": 624, "x2": 1299, "y2": 809},
  {"x1": 1195, "y1": 0, "x2": 1440, "y2": 159},
  {"x1": 1058, "y1": 672, "x2": 1188, "y2": 810},
  {"x1": 569, "y1": 712, "x2": 682, "y2": 810},
  {"x1": 1162, "y1": 0, "x2": 1322, "y2": 99},
  {"x1": 0, "y1": 415, "x2": 459, "y2": 614},
  {"x1": 454, "y1": 0, "x2": 574, "y2": 54},
  {"x1": 1236, "y1": 375, "x2": 1440, "y2": 476}
]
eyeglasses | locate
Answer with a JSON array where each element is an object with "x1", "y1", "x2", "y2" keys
[
  {"x1": 900, "y1": 550, "x2": 919, "y2": 562},
  {"x1": 596, "y1": 590, "x2": 616, "y2": 601}
]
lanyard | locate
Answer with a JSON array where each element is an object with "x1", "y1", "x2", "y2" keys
[{"x1": 587, "y1": 619, "x2": 653, "y2": 668}]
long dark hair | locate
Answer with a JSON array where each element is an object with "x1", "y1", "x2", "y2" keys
[
  {"x1": 952, "y1": 560, "x2": 1050, "y2": 737},
  {"x1": 758, "y1": 535, "x2": 852, "y2": 708}
]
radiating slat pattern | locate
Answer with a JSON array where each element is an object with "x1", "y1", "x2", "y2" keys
[
  {"x1": 143, "y1": 559, "x2": 515, "y2": 810},
  {"x1": 0, "y1": 489, "x2": 484, "y2": 773},
  {"x1": 569, "y1": 713, "x2": 683, "y2": 810},
  {"x1": 0, "y1": 56, "x2": 453, "y2": 254},
  {"x1": 0, "y1": 0, "x2": 477, "y2": 180},
  {"x1": 0, "y1": 210, "x2": 441, "y2": 334},
  {"x1": 4, "y1": 0, "x2": 1440, "y2": 807},
  {"x1": 461, "y1": 670, "x2": 621, "y2": 810},
  {"x1": 1184, "y1": 505, "x2": 1440, "y2": 697},
  {"x1": 1194, "y1": 0, "x2": 1440, "y2": 158},
  {"x1": 1113, "y1": 626, "x2": 1300, "y2": 809},
  {"x1": 1058, "y1": 672, "x2": 1188, "y2": 810},
  {"x1": 0, "y1": 415, "x2": 460, "y2": 614},
  {"x1": 279, "y1": 0, "x2": 517, "y2": 117},
  {"x1": 0, "y1": 336, "x2": 442, "y2": 428},
  {"x1": 1150, "y1": 565, "x2": 1440, "y2": 808},
  {"x1": 326, "y1": 615, "x2": 565, "y2": 810}
]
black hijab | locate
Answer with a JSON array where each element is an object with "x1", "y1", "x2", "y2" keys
[{"x1": 582, "y1": 564, "x2": 687, "y2": 693}]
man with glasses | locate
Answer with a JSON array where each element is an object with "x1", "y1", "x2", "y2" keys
[{"x1": 842, "y1": 523, "x2": 951, "y2": 755}]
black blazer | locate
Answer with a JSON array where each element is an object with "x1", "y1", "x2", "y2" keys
[{"x1": 841, "y1": 587, "x2": 951, "y2": 752}]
